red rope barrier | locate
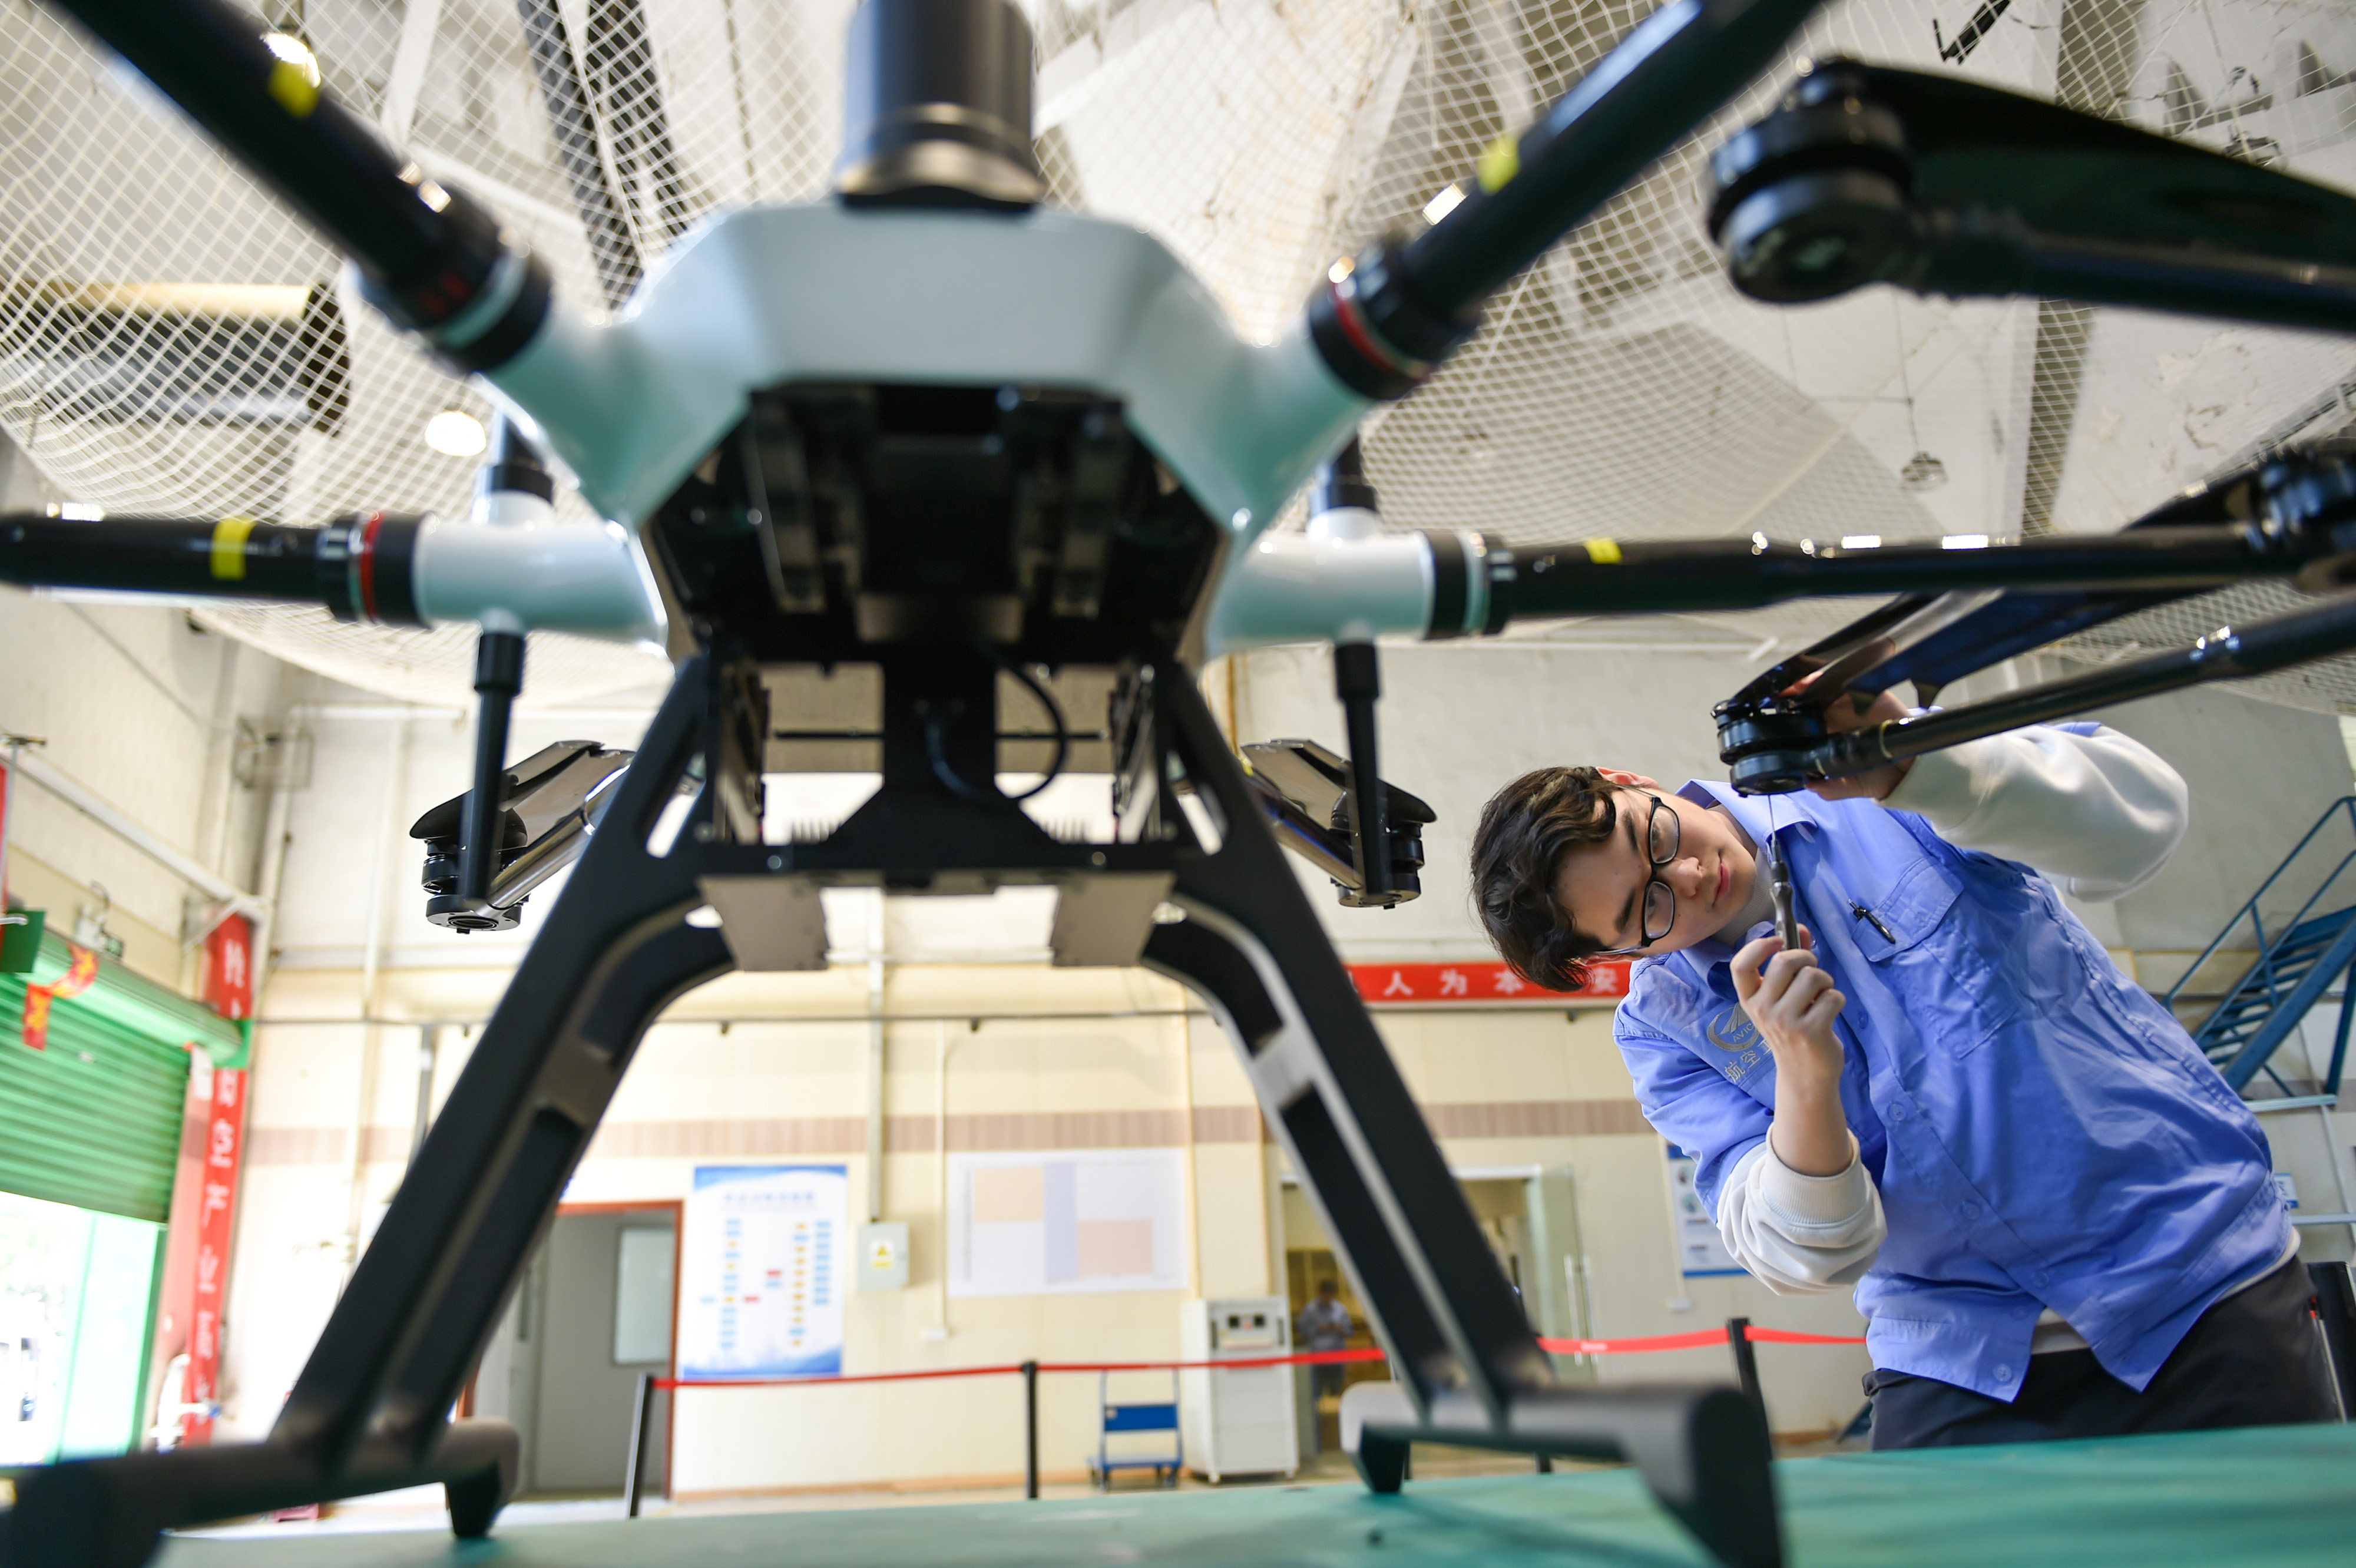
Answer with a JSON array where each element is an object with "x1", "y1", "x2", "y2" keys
[
  {"x1": 1540, "y1": 1325, "x2": 1867, "y2": 1355},
  {"x1": 1037, "y1": 1348, "x2": 1386, "y2": 1375},
  {"x1": 1536, "y1": 1329, "x2": 1732, "y2": 1355},
  {"x1": 656, "y1": 1364, "x2": 1028, "y2": 1390},
  {"x1": 651, "y1": 1326, "x2": 1863, "y2": 1390}
]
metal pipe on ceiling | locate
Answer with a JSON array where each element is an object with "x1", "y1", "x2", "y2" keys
[{"x1": 4, "y1": 743, "x2": 260, "y2": 912}]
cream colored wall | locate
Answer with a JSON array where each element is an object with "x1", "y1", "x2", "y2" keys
[
  {"x1": 0, "y1": 587, "x2": 286, "y2": 988},
  {"x1": 226, "y1": 960, "x2": 1272, "y2": 1482},
  {"x1": 225, "y1": 950, "x2": 1868, "y2": 1476}
]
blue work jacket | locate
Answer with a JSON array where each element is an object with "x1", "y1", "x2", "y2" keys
[{"x1": 1615, "y1": 772, "x2": 2291, "y2": 1401}]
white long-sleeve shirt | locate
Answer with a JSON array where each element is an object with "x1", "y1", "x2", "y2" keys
[{"x1": 1714, "y1": 724, "x2": 2198, "y2": 1336}]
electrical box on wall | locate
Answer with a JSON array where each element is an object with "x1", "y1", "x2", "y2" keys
[
  {"x1": 1177, "y1": 1296, "x2": 1298, "y2": 1483},
  {"x1": 858, "y1": 1220, "x2": 909, "y2": 1291}
]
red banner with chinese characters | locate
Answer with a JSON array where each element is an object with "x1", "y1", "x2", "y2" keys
[
  {"x1": 22, "y1": 941, "x2": 100, "y2": 1049},
  {"x1": 200, "y1": 913, "x2": 254, "y2": 1020},
  {"x1": 183, "y1": 1063, "x2": 247, "y2": 1446},
  {"x1": 1347, "y1": 959, "x2": 1632, "y2": 1006}
]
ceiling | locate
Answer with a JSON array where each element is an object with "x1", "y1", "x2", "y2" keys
[{"x1": 3, "y1": 0, "x2": 2354, "y2": 709}]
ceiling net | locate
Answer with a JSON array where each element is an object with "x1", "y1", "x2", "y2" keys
[{"x1": 2, "y1": 0, "x2": 2355, "y2": 710}]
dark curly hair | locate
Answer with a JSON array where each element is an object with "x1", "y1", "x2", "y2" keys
[{"x1": 1469, "y1": 766, "x2": 1622, "y2": 990}]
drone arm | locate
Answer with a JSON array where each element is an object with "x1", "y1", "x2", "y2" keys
[
  {"x1": 1305, "y1": 0, "x2": 1825, "y2": 399},
  {"x1": 1710, "y1": 61, "x2": 2356, "y2": 334},
  {"x1": 1494, "y1": 525, "x2": 2334, "y2": 619},
  {"x1": 409, "y1": 520, "x2": 664, "y2": 643},
  {"x1": 51, "y1": 0, "x2": 550, "y2": 373},
  {"x1": 0, "y1": 511, "x2": 428, "y2": 621},
  {"x1": 1206, "y1": 529, "x2": 1503, "y2": 654},
  {"x1": 1799, "y1": 593, "x2": 2356, "y2": 787},
  {"x1": 0, "y1": 511, "x2": 663, "y2": 644},
  {"x1": 1905, "y1": 219, "x2": 2356, "y2": 338}
]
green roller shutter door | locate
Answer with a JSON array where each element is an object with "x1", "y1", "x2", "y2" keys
[{"x1": 0, "y1": 932, "x2": 231, "y2": 1223}]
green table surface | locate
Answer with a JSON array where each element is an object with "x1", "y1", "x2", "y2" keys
[{"x1": 154, "y1": 1423, "x2": 2356, "y2": 1568}]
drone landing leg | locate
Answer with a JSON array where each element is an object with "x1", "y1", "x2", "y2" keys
[
  {"x1": 0, "y1": 659, "x2": 740, "y2": 1568},
  {"x1": 1140, "y1": 668, "x2": 1782, "y2": 1568}
]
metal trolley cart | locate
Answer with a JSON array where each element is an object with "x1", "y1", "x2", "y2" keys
[{"x1": 1089, "y1": 1371, "x2": 1182, "y2": 1491}]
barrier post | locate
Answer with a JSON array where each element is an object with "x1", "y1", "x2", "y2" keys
[
  {"x1": 1022, "y1": 1359, "x2": 1040, "y2": 1499},
  {"x1": 1726, "y1": 1318, "x2": 1764, "y2": 1412},
  {"x1": 625, "y1": 1371, "x2": 659, "y2": 1517},
  {"x1": 2309, "y1": 1261, "x2": 2356, "y2": 1418}
]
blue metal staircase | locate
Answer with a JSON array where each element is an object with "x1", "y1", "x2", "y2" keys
[{"x1": 2163, "y1": 797, "x2": 2356, "y2": 1097}]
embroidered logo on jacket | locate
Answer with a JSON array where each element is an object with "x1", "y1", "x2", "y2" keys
[{"x1": 1705, "y1": 1004, "x2": 1768, "y2": 1083}]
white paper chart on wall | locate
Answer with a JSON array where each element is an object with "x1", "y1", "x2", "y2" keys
[
  {"x1": 677, "y1": 1165, "x2": 848, "y2": 1380},
  {"x1": 948, "y1": 1149, "x2": 1188, "y2": 1298}
]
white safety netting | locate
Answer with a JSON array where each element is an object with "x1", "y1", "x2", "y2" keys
[{"x1": 2, "y1": 0, "x2": 2356, "y2": 709}]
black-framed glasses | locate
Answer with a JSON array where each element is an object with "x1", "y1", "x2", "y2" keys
[{"x1": 1603, "y1": 792, "x2": 1680, "y2": 955}]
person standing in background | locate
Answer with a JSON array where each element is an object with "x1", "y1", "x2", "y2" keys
[{"x1": 1297, "y1": 1280, "x2": 1353, "y2": 1408}]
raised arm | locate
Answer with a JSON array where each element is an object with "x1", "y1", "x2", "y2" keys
[{"x1": 1879, "y1": 723, "x2": 2188, "y2": 901}]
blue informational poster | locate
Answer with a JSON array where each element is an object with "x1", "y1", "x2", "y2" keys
[
  {"x1": 1666, "y1": 1143, "x2": 1745, "y2": 1278},
  {"x1": 678, "y1": 1164, "x2": 847, "y2": 1380}
]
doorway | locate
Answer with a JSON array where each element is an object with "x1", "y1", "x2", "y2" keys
[
  {"x1": 471, "y1": 1203, "x2": 677, "y2": 1498},
  {"x1": 1279, "y1": 1166, "x2": 1586, "y2": 1451},
  {"x1": 0, "y1": 1190, "x2": 164, "y2": 1464}
]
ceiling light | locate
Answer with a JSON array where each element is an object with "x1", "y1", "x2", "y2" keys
[
  {"x1": 1898, "y1": 451, "x2": 1948, "y2": 491},
  {"x1": 261, "y1": 32, "x2": 321, "y2": 89},
  {"x1": 423, "y1": 409, "x2": 487, "y2": 456}
]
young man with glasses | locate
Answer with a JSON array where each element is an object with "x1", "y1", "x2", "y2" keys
[{"x1": 1468, "y1": 689, "x2": 2334, "y2": 1448}]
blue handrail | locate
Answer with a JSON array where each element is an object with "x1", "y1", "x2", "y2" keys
[
  {"x1": 2163, "y1": 796, "x2": 2356, "y2": 1015},
  {"x1": 2163, "y1": 796, "x2": 2356, "y2": 1095}
]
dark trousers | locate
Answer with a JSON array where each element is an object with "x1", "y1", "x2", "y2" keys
[{"x1": 1866, "y1": 1256, "x2": 2341, "y2": 1450}]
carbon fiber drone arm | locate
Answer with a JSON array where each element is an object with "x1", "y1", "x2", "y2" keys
[
  {"x1": 1208, "y1": 511, "x2": 2350, "y2": 656},
  {"x1": 1712, "y1": 445, "x2": 2356, "y2": 793},
  {"x1": 1708, "y1": 60, "x2": 2356, "y2": 332},
  {"x1": 0, "y1": 509, "x2": 663, "y2": 643},
  {"x1": 1304, "y1": 0, "x2": 1830, "y2": 400},
  {"x1": 52, "y1": 0, "x2": 550, "y2": 372}
]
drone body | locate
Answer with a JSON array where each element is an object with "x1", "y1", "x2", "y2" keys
[{"x1": 490, "y1": 201, "x2": 1363, "y2": 551}]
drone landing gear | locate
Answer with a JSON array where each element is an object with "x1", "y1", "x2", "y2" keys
[
  {"x1": 0, "y1": 650, "x2": 1780, "y2": 1568},
  {"x1": 1140, "y1": 674, "x2": 1780, "y2": 1568}
]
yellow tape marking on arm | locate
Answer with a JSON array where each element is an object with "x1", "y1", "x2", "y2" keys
[
  {"x1": 211, "y1": 516, "x2": 257, "y2": 581},
  {"x1": 1583, "y1": 538, "x2": 1623, "y2": 565},
  {"x1": 268, "y1": 61, "x2": 319, "y2": 118},
  {"x1": 1477, "y1": 134, "x2": 1520, "y2": 193}
]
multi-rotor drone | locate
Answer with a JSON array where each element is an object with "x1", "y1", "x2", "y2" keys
[{"x1": 10, "y1": 0, "x2": 2356, "y2": 1564}]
